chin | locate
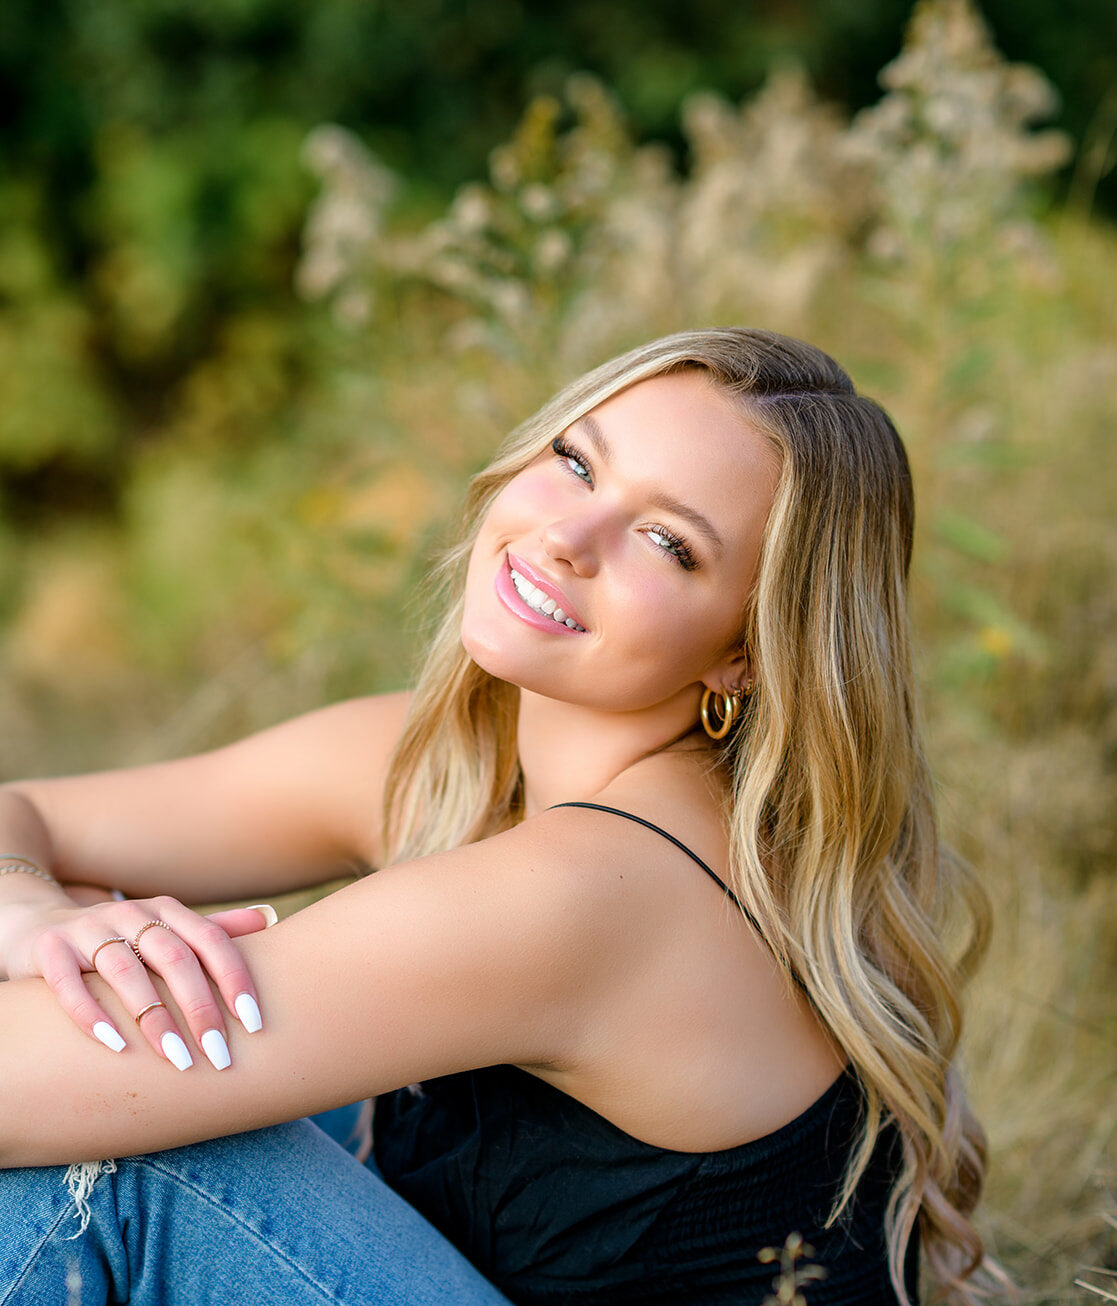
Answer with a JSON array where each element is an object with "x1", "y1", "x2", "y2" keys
[
  {"x1": 458, "y1": 628, "x2": 555, "y2": 700},
  {"x1": 459, "y1": 614, "x2": 525, "y2": 689}
]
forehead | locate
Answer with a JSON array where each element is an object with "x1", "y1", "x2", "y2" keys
[{"x1": 583, "y1": 371, "x2": 780, "y2": 550}]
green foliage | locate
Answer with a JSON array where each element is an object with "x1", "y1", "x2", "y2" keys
[{"x1": 0, "y1": 184, "x2": 121, "y2": 476}]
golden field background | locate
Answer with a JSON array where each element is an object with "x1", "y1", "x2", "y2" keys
[{"x1": 0, "y1": 2, "x2": 1113, "y2": 1299}]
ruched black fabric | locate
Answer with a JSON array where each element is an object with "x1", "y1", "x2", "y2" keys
[{"x1": 374, "y1": 807, "x2": 918, "y2": 1305}]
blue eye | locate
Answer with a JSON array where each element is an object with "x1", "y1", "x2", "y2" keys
[
  {"x1": 645, "y1": 527, "x2": 698, "y2": 571},
  {"x1": 551, "y1": 436, "x2": 593, "y2": 485}
]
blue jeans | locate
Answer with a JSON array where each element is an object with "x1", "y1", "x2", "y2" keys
[{"x1": 0, "y1": 1108, "x2": 512, "y2": 1305}]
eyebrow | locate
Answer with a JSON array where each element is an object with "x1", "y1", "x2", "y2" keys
[{"x1": 576, "y1": 414, "x2": 726, "y2": 557}]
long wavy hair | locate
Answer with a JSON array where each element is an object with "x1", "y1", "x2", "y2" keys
[{"x1": 382, "y1": 327, "x2": 995, "y2": 1304}]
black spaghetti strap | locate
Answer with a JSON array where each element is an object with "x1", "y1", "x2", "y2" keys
[
  {"x1": 549, "y1": 800, "x2": 766, "y2": 938},
  {"x1": 547, "y1": 801, "x2": 813, "y2": 996}
]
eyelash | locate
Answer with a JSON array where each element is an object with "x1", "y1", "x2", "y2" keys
[{"x1": 549, "y1": 436, "x2": 699, "y2": 572}]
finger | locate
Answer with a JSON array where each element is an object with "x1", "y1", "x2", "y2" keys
[
  {"x1": 92, "y1": 931, "x2": 195, "y2": 1070},
  {"x1": 204, "y1": 904, "x2": 278, "y2": 938},
  {"x1": 34, "y1": 933, "x2": 128, "y2": 1053},
  {"x1": 160, "y1": 901, "x2": 267, "y2": 1036},
  {"x1": 131, "y1": 917, "x2": 232, "y2": 1070}
]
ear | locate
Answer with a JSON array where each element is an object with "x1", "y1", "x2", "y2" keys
[{"x1": 700, "y1": 645, "x2": 754, "y2": 697}]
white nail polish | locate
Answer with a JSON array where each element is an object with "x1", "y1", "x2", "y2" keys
[
  {"x1": 247, "y1": 904, "x2": 278, "y2": 928},
  {"x1": 161, "y1": 1032, "x2": 193, "y2": 1071},
  {"x1": 201, "y1": 1029, "x2": 231, "y2": 1071},
  {"x1": 234, "y1": 992, "x2": 263, "y2": 1034},
  {"x1": 93, "y1": 1020, "x2": 126, "y2": 1053}
]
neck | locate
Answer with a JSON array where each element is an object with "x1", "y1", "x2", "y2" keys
[{"x1": 516, "y1": 686, "x2": 710, "y2": 816}]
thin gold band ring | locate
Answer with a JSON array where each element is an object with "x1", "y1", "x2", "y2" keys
[
  {"x1": 133, "y1": 1000, "x2": 167, "y2": 1024},
  {"x1": 90, "y1": 936, "x2": 129, "y2": 967}
]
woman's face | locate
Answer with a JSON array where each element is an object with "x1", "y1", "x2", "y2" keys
[{"x1": 461, "y1": 370, "x2": 781, "y2": 714}]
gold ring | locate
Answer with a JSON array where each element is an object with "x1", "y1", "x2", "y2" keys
[
  {"x1": 130, "y1": 919, "x2": 173, "y2": 961},
  {"x1": 90, "y1": 936, "x2": 129, "y2": 967},
  {"x1": 133, "y1": 1000, "x2": 167, "y2": 1024}
]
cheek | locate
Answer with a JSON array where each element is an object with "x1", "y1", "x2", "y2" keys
[
  {"x1": 608, "y1": 571, "x2": 726, "y2": 669},
  {"x1": 484, "y1": 469, "x2": 565, "y2": 535}
]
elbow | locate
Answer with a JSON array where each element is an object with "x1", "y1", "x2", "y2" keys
[
  {"x1": 0, "y1": 786, "x2": 57, "y2": 868},
  {"x1": 0, "y1": 1108, "x2": 21, "y2": 1169},
  {"x1": 0, "y1": 784, "x2": 46, "y2": 824}
]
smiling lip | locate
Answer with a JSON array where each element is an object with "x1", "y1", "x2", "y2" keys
[{"x1": 496, "y1": 552, "x2": 588, "y2": 634}]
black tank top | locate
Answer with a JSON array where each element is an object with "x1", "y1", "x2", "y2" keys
[{"x1": 374, "y1": 804, "x2": 917, "y2": 1305}]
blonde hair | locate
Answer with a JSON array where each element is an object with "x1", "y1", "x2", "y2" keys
[{"x1": 383, "y1": 327, "x2": 995, "y2": 1304}]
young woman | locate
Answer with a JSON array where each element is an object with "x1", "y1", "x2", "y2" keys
[{"x1": 0, "y1": 328, "x2": 992, "y2": 1305}]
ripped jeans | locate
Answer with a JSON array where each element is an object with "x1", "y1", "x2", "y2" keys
[{"x1": 0, "y1": 1106, "x2": 512, "y2": 1305}]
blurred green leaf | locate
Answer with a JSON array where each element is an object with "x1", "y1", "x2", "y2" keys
[{"x1": 933, "y1": 510, "x2": 1009, "y2": 564}]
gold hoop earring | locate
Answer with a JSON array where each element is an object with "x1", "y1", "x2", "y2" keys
[{"x1": 700, "y1": 687, "x2": 742, "y2": 740}]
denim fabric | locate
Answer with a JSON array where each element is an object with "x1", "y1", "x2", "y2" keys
[{"x1": 0, "y1": 1115, "x2": 513, "y2": 1306}]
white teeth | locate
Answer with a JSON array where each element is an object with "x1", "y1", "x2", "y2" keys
[{"x1": 508, "y1": 567, "x2": 585, "y2": 631}]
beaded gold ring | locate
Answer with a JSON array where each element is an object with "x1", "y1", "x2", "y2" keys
[{"x1": 130, "y1": 918, "x2": 174, "y2": 961}]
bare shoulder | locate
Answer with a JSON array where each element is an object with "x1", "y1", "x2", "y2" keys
[
  {"x1": 517, "y1": 759, "x2": 848, "y2": 1151},
  {"x1": 545, "y1": 748, "x2": 736, "y2": 888},
  {"x1": 518, "y1": 767, "x2": 747, "y2": 980},
  {"x1": 515, "y1": 750, "x2": 736, "y2": 923},
  {"x1": 495, "y1": 786, "x2": 727, "y2": 967}
]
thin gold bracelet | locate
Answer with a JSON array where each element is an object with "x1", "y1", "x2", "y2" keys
[{"x1": 0, "y1": 856, "x2": 61, "y2": 888}]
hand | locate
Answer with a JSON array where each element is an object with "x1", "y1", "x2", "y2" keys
[{"x1": 5, "y1": 897, "x2": 275, "y2": 1069}]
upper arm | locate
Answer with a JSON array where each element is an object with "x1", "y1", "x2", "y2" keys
[
  {"x1": 0, "y1": 816, "x2": 618, "y2": 1167},
  {"x1": 2, "y1": 691, "x2": 413, "y2": 902}
]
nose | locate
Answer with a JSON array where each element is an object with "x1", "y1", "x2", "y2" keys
[{"x1": 540, "y1": 508, "x2": 603, "y2": 577}]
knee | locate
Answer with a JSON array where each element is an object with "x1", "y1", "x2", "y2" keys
[
  {"x1": 0, "y1": 1159, "x2": 112, "y2": 1240},
  {"x1": 0, "y1": 1160, "x2": 125, "y2": 1305}
]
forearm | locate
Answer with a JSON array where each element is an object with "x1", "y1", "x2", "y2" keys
[
  {"x1": 0, "y1": 924, "x2": 350, "y2": 1168},
  {"x1": 0, "y1": 967, "x2": 281, "y2": 1166},
  {"x1": 0, "y1": 791, "x2": 78, "y2": 979}
]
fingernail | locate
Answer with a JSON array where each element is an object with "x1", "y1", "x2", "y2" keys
[
  {"x1": 201, "y1": 1028, "x2": 231, "y2": 1071},
  {"x1": 247, "y1": 904, "x2": 278, "y2": 928},
  {"x1": 93, "y1": 1020, "x2": 126, "y2": 1053},
  {"x1": 234, "y1": 992, "x2": 263, "y2": 1034},
  {"x1": 161, "y1": 1032, "x2": 193, "y2": 1071}
]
